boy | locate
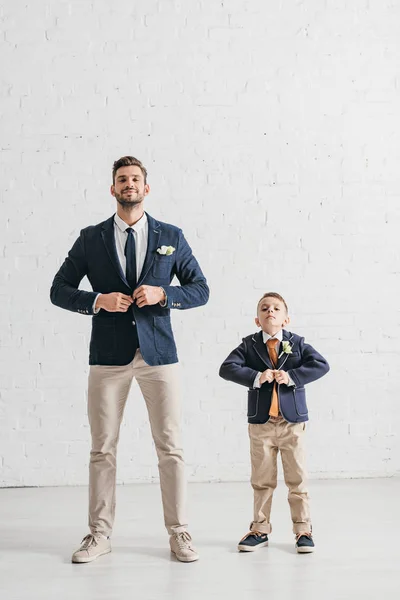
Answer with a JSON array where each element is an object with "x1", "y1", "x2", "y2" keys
[{"x1": 219, "y1": 293, "x2": 329, "y2": 553}]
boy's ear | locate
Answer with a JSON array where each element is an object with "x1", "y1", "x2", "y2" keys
[
  {"x1": 255, "y1": 317, "x2": 260, "y2": 328},
  {"x1": 284, "y1": 316, "x2": 290, "y2": 327}
]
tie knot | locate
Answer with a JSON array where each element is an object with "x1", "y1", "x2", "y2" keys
[
  {"x1": 126, "y1": 227, "x2": 134, "y2": 234},
  {"x1": 266, "y1": 338, "x2": 279, "y2": 348}
]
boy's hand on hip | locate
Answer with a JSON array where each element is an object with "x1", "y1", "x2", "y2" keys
[
  {"x1": 274, "y1": 370, "x2": 289, "y2": 385},
  {"x1": 133, "y1": 285, "x2": 166, "y2": 308},
  {"x1": 260, "y1": 369, "x2": 275, "y2": 384}
]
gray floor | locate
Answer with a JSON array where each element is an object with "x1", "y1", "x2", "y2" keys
[{"x1": 0, "y1": 479, "x2": 399, "y2": 600}]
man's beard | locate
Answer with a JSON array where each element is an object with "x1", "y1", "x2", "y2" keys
[{"x1": 114, "y1": 192, "x2": 145, "y2": 209}]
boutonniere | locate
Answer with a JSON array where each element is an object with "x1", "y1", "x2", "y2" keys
[
  {"x1": 278, "y1": 341, "x2": 293, "y2": 359},
  {"x1": 157, "y1": 245, "x2": 175, "y2": 256}
]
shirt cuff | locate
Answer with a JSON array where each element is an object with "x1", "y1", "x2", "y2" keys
[
  {"x1": 253, "y1": 372, "x2": 262, "y2": 388},
  {"x1": 159, "y1": 287, "x2": 168, "y2": 307},
  {"x1": 287, "y1": 373, "x2": 296, "y2": 387},
  {"x1": 93, "y1": 293, "x2": 101, "y2": 314}
]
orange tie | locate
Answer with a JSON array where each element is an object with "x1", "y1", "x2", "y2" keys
[{"x1": 266, "y1": 338, "x2": 280, "y2": 417}]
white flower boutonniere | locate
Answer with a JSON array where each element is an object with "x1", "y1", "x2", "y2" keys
[
  {"x1": 278, "y1": 341, "x2": 293, "y2": 359},
  {"x1": 157, "y1": 245, "x2": 175, "y2": 256}
]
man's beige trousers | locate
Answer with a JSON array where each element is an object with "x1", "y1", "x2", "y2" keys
[
  {"x1": 87, "y1": 350, "x2": 187, "y2": 537},
  {"x1": 249, "y1": 416, "x2": 311, "y2": 535}
]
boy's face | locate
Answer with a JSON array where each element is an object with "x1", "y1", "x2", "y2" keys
[{"x1": 255, "y1": 297, "x2": 290, "y2": 336}]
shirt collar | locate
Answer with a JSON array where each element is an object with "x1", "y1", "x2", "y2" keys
[
  {"x1": 114, "y1": 211, "x2": 147, "y2": 233},
  {"x1": 262, "y1": 329, "x2": 283, "y2": 344}
]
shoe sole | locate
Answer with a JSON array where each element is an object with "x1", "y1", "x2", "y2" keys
[
  {"x1": 72, "y1": 548, "x2": 112, "y2": 563},
  {"x1": 296, "y1": 546, "x2": 314, "y2": 554},
  {"x1": 238, "y1": 541, "x2": 269, "y2": 552},
  {"x1": 170, "y1": 550, "x2": 199, "y2": 562}
]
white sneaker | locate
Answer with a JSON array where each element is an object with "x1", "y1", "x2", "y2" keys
[
  {"x1": 71, "y1": 533, "x2": 111, "y2": 563},
  {"x1": 169, "y1": 531, "x2": 199, "y2": 562}
]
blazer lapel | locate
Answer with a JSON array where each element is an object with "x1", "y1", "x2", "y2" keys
[
  {"x1": 101, "y1": 215, "x2": 129, "y2": 288},
  {"x1": 252, "y1": 331, "x2": 274, "y2": 370},
  {"x1": 277, "y1": 330, "x2": 295, "y2": 370},
  {"x1": 137, "y1": 213, "x2": 161, "y2": 285}
]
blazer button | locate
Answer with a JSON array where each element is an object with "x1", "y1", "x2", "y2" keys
[{"x1": 132, "y1": 320, "x2": 136, "y2": 326}]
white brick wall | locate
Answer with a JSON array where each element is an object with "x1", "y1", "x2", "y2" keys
[{"x1": 1, "y1": 0, "x2": 400, "y2": 486}]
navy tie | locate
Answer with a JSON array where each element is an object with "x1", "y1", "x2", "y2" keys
[{"x1": 124, "y1": 227, "x2": 137, "y2": 290}]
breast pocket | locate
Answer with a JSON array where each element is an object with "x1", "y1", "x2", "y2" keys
[{"x1": 152, "y1": 256, "x2": 174, "y2": 278}]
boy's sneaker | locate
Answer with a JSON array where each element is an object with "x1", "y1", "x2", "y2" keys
[
  {"x1": 71, "y1": 533, "x2": 111, "y2": 563},
  {"x1": 295, "y1": 533, "x2": 315, "y2": 554},
  {"x1": 238, "y1": 531, "x2": 269, "y2": 552}
]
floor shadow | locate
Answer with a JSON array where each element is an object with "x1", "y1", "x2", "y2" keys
[
  {"x1": 193, "y1": 539, "x2": 238, "y2": 552},
  {"x1": 114, "y1": 545, "x2": 177, "y2": 561},
  {"x1": 271, "y1": 542, "x2": 296, "y2": 554}
]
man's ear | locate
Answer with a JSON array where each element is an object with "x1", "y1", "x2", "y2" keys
[
  {"x1": 255, "y1": 317, "x2": 260, "y2": 328},
  {"x1": 110, "y1": 185, "x2": 116, "y2": 197},
  {"x1": 144, "y1": 184, "x2": 150, "y2": 196}
]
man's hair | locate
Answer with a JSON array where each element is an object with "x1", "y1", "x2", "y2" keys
[
  {"x1": 112, "y1": 156, "x2": 148, "y2": 184},
  {"x1": 257, "y1": 292, "x2": 288, "y2": 313}
]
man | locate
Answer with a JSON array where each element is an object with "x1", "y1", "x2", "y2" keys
[{"x1": 50, "y1": 156, "x2": 209, "y2": 563}]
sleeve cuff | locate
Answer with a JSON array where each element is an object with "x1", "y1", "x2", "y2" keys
[
  {"x1": 253, "y1": 372, "x2": 262, "y2": 388},
  {"x1": 93, "y1": 293, "x2": 101, "y2": 314}
]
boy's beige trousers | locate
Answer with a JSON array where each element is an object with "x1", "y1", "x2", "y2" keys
[{"x1": 249, "y1": 416, "x2": 311, "y2": 535}]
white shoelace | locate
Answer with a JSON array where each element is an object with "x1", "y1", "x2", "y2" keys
[
  {"x1": 80, "y1": 534, "x2": 98, "y2": 550},
  {"x1": 174, "y1": 531, "x2": 193, "y2": 550}
]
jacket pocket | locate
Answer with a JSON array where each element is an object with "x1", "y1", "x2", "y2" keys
[
  {"x1": 247, "y1": 389, "x2": 259, "y2": 418},
  {"x1": 154, "y1": 315, "x2": 176, "y2": 353},
  {"x1": 293, "y1": 387, "x2": 308, "y2": 417},
  {"x1": 152, "y1": 256, "x2": 174, "y2": 278},
  {"x1": 90, "y1": 317, "x2": 116, "y2": 359}
]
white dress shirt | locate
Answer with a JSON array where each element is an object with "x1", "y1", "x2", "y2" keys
[
  {"x1": 93, "y1": 212, "x2": 149, "y2": 312},
  {"x1": 114, "y1": 212, "x2": 148, "y2": 279},
  {"x1": 253, "y1": 329, "x2": 295, "y2": 388}
]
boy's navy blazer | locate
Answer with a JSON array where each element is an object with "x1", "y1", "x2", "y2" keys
[
  {"x1": 219, "y1": 330, "x2": 329, "y2": 424},
  {"x1": 50, "y1": 213, "x2": 209, "y2": 366}
]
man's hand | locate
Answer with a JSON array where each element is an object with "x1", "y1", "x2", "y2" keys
[
  {"x1": 274, "y1": 370, "x2": 289, "y2": 385},
  {"x1": 259, "y1": 369, "x2": 275, "y2": 385},
  {"x1": 95, "y1": 293, "x2": 133, "y2": 313},
  {"x1": 133, "y1": 285, "x2": 165, "y2": 308}
]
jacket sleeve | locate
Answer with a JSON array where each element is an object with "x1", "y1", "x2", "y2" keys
[
  {"x1": 287, "y1": 339, "x2": 330, "y2": 387},
  {"x1": 161, "y1": 230, "x2": 209, "y2": 310},
  {"x1": 50, "y1": 231, "x2": 98, "y2": 315},
  {"x1": 219, "y1": 339, "x2": 259, "y2": 388}
]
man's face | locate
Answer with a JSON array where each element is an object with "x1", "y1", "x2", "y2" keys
[
  {"x1": 255, "y1": 297, "x2": 290, "y2": 335},
  {"x1": 111, "y1": 165, "x2": 150, "y2": 208}
]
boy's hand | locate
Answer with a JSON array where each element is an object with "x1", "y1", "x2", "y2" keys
[
  {"x1": 274, "y1": 370, "x2": 289, "y2": 385},
  {"x1": 260, "y1": 369, "x2": 275, "y2": 384}
]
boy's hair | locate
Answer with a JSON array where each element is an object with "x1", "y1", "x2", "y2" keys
[
  {"x1": 112, "y1": 156, "x2": 148, "y2": 184},
  {"x1": 257, "y1": 292, "x2": 288, "y2": 313}
]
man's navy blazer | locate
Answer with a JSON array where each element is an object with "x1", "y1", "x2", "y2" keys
[
  {"x1": 50, "y1": 213, "x2": 209, "y2": 366},
  {"x1": 219, "y1": 330, "x2": 329, "y2": 424}
]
